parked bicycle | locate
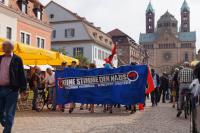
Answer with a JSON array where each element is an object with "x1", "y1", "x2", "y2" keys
[
  {"x1": 181, "y1": 88, "x2": 192, "y2": 119},
  {"x1": 35, "y1": 89, "x2": 53, "y2": 112}
]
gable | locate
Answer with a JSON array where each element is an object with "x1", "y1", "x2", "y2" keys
[{"x1": 45, "y1": 2, "x2": 79, "y2": 22}]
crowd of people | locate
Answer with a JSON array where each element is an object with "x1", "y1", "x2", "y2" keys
[{"x1": 149, "y1": 62, "x2": 200, "y2": 119}]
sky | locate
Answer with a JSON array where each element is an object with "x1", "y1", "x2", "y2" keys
[{"x1": 41, "y1": 0, "x2": 200, "y2": 50}]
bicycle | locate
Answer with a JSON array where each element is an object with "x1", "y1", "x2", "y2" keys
[
  {"x1": 35, "y1": 89, "x2": 53, "y2": 112},
  {"x1": 181, "y1": 88, "x2": 192, "y2": 119}
]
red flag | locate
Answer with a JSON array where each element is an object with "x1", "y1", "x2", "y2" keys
[
  {"x1": 104, "y1": 43, "x2": 117, "y2": 64},
  {"x1": 111, "y1": 43, "x2": 117, "y2": 55},
  {"x1": 145, "y1": 67, "x2": 155, "y2": 94}
]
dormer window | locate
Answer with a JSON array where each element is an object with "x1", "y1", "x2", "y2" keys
[
  {"x1": 99, "y1": 36, "x2": 103, "y2": 40},
  {"x1": 18, "y1": 0, "x2": 28, "y2": 14},
  {"x1": 50, "y1": 14, "x2": 54, "y2": 19},
  {"x1": 34, "y1": 8, "x2": 42, "y2": 20},
  {"x1": 93, "y1": 32, "x2": 97, "y2": 38}
]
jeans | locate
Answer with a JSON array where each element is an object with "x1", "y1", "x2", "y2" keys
[
  {"x1": 0, "y1": 87, "x2": 18, "y2": 133},
  {"x1": 48, "y1": 87, "x2": 56, "y2": 109},
  {"x1": 32, "y1": 88, "x2": 38, "y2": 109},
  {"x1": 178, "y1": 83, "x2": 190, "y2": 110}
]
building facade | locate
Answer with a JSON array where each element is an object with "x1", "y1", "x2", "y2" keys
[
  {"x1": 108, "y1": 29, "x2": 148, "y2": 66},
  {"x1": 45, "y1": 1, "x2": 117, "y2": 68},
  {"x1": 0, "y1": 0, "x2": 52, "y2": 50},
  {"x1": 139, "y1": 0, "x2": 196, "y2": 74}
]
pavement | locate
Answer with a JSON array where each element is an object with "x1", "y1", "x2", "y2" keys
[{"x1": 0, "y1": 101, "x2": 190, "y2": 133}]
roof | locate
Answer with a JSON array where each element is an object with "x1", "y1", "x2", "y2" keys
[
  {"x1": 107, "y1": 29, "x2": 127, "y2": 37},
  {"x1": 178, "y1": 32, "x2": 196, "y2": 42},
  {"x1": 45, "y1": 1, "x2": 113, "y2": 50},
  {"x1": 139, "y1": 32, "x2": 196, "y2": 43},
  {"x1": 108, "y1": 29, "x2": 135, "y2": 42},
  {"x1": 146, "y1": 2, "x2": 154, "y2": 14},
  {"x1": 139, "y1": 33, "x2": 157, "y2": 43},
  {"x1": 84, "y1": 23, "x2": 113, "y2": 50},
  {"x1": 181, "y1": 0, "x2": 190, "y2": 11},
  {"x1": 158, "y1": 11, "x2": 177, "y2": 23}
]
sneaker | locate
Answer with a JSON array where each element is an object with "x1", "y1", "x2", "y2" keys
[
  {"x1": 172, "y1": 105, "x2": 175, "y2": 108},
  {"x1": 177, "y1": 111, "x2": 182, "y2": 117},
  {"x1": 61, "y1": 108, "x2": 65, "y2": 112},
  {"x1": 69, "y1": 108, "x2": 74, "y2": 114},
  {"x1": 1, "y1": 120, "x2": 5, "y2": 127},
  {"x1": 109, "y1": 110, "x2": 113, "y2": 114}
]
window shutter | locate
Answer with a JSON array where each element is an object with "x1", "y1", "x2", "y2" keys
[
  {"x1": 80, "y1": 48, "x2": 83, "y2": 56},
  {"x1": 65, "y1": 29, "x2": 68, "y2": 38},
  {"x1": 73, "y1": 48, "x2": 76, "y2": 57},
  {"x1": 71, "y1": 29, "x2": 75, "y2": 37}
]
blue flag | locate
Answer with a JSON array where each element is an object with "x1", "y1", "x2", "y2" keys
[{"x1": 55, "y1": 65, "x2": 148, "y2": 105}]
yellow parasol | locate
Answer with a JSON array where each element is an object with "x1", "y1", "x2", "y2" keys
[{"x1": 0, "y1": 38, "x2": 79, "y2": 65}]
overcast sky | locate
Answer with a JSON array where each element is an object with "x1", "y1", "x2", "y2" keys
[{"x1": 41, "y1": 0, "x2": 200, "y2": 50}]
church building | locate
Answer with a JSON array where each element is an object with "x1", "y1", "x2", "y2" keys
[{"x1": 139, "y1": 0, "x2": 196, "y2": 74}]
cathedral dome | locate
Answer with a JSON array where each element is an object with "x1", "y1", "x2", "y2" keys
[
  {"x1": 158, "y1": 11, "x2": 177, "y2": 22},
  {"x1": 157, "y1": 11, "x2": 178, "y2": 34}
]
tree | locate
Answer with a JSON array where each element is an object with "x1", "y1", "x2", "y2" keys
[
  {"x1": 74, "y1": 55, "x2": 90, "y2": 67},
  {"x1": 52, "y1": 47, "x2": 68, "y2": 55}
]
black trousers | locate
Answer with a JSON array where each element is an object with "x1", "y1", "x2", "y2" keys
[
  {"x1": 159, "y1": 88, "x2": 168, "y2": 103},
  {"x1": 151, "y1": 88, "x2": 159, "y2": 105}
]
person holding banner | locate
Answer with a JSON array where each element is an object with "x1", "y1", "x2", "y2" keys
[
  {"x1": 103, "y1": 63, "x2": 114, "y2": 113},
  {"x1": 46, "y1": 68, "x2": 56, "y2": 111},
  {"x1": 151, "y1": 69, "x2": 160, "y2": 107},
  {"x1": 69, "y1": 61, "x2": 77, "y2": 114}
]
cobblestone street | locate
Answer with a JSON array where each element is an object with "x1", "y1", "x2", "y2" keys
[{"x1": 0, "y1": 101, "x2": 190, "y2": 133}]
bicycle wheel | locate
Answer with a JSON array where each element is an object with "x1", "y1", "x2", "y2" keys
[{"x1": 35, "y1": 96, "x2": 45, "y2": 112}]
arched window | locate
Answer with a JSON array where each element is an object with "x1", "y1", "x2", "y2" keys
[{"x1": 184, "y1": 53, "x2": 189, "y2": 61}]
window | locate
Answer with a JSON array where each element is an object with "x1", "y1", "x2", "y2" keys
[
  {"x1": 98, "y1": 50, "x2": 101, "y2": 59},
  {"x1": 95, "y1": 48, "x2": 97, "y2": 59},
  {"x1": 50, "y1": 14, "x2": 54, "y2": 19},
  {"x1": 184, "y1": 53, "x2": 189, "y2": 61},
  {"x1": 93, "y1": 32, "x2": 97, "y2": 38},
  {"x1": 181, "y1": 43, "x2": 191, "y2": 48},
  {"x1": 183, "y1": 24, "x2": 188, "y2": 28},
  {"x1": 65, "y1": 28, "x2": 75, "y2": 38},
  {"x1": 73, "y1": 47, "x2": 83, "y2": 57},
  {"x1": 159, "y1": 43, "x2": 175, "y2": 49},
  {"x1": 21, "y1": 32, "x2": 25, "y2": 43},
  {"x1": 6, "y1": 27, "x2": 12, "y2": 40},
  {"x1": 37, "y1": 37, "x2": 45, "y2": 48},
  {"x1": 172, "y1": 23, "x2": 177, "y2": 27},
  {"x1": 21, "y1": 32, "x2": 31, "y2": 45},
  {"x1": 34, "y1": 8, "x2": 42, "y2": 20},
  {"x1": 183, "y1": 17, "x2": 188, "y2": 21},
  {"x1": 26, "y1": 34, "x2": 30, "y2": 44},
  {"x1": 144, "y1": 44, "x2": 153, "y2": 49},
  {"x1": 148, "y1": 25, "x2": 152, "y2": 29},
  {"x1": 99, "y1": 36, "x2": 103, "y2": 40},
  {"x1": 148, "y1": 18, "x2": 152, "y2": 22},
  {"x1": 52, "y1": 30, "x2": 56, "y2": 38},
  {"x1": 102, "y1": 51, "x2": 105, "y2": 59}
]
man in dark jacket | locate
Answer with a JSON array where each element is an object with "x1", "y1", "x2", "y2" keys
[
  {"x1": 0, "y1": 41, "x2": 27, "y2": 133},
  {"x1": 159, "y1": 73, "x2": 169, "y2": 103}
]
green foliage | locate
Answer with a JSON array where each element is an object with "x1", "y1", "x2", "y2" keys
[
  {"x1": 51, "y1": 47, "x2": 67, "y2": 55},
  {"x1": 74, "y1": 55, "x2": 90, "y2": 67}
]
